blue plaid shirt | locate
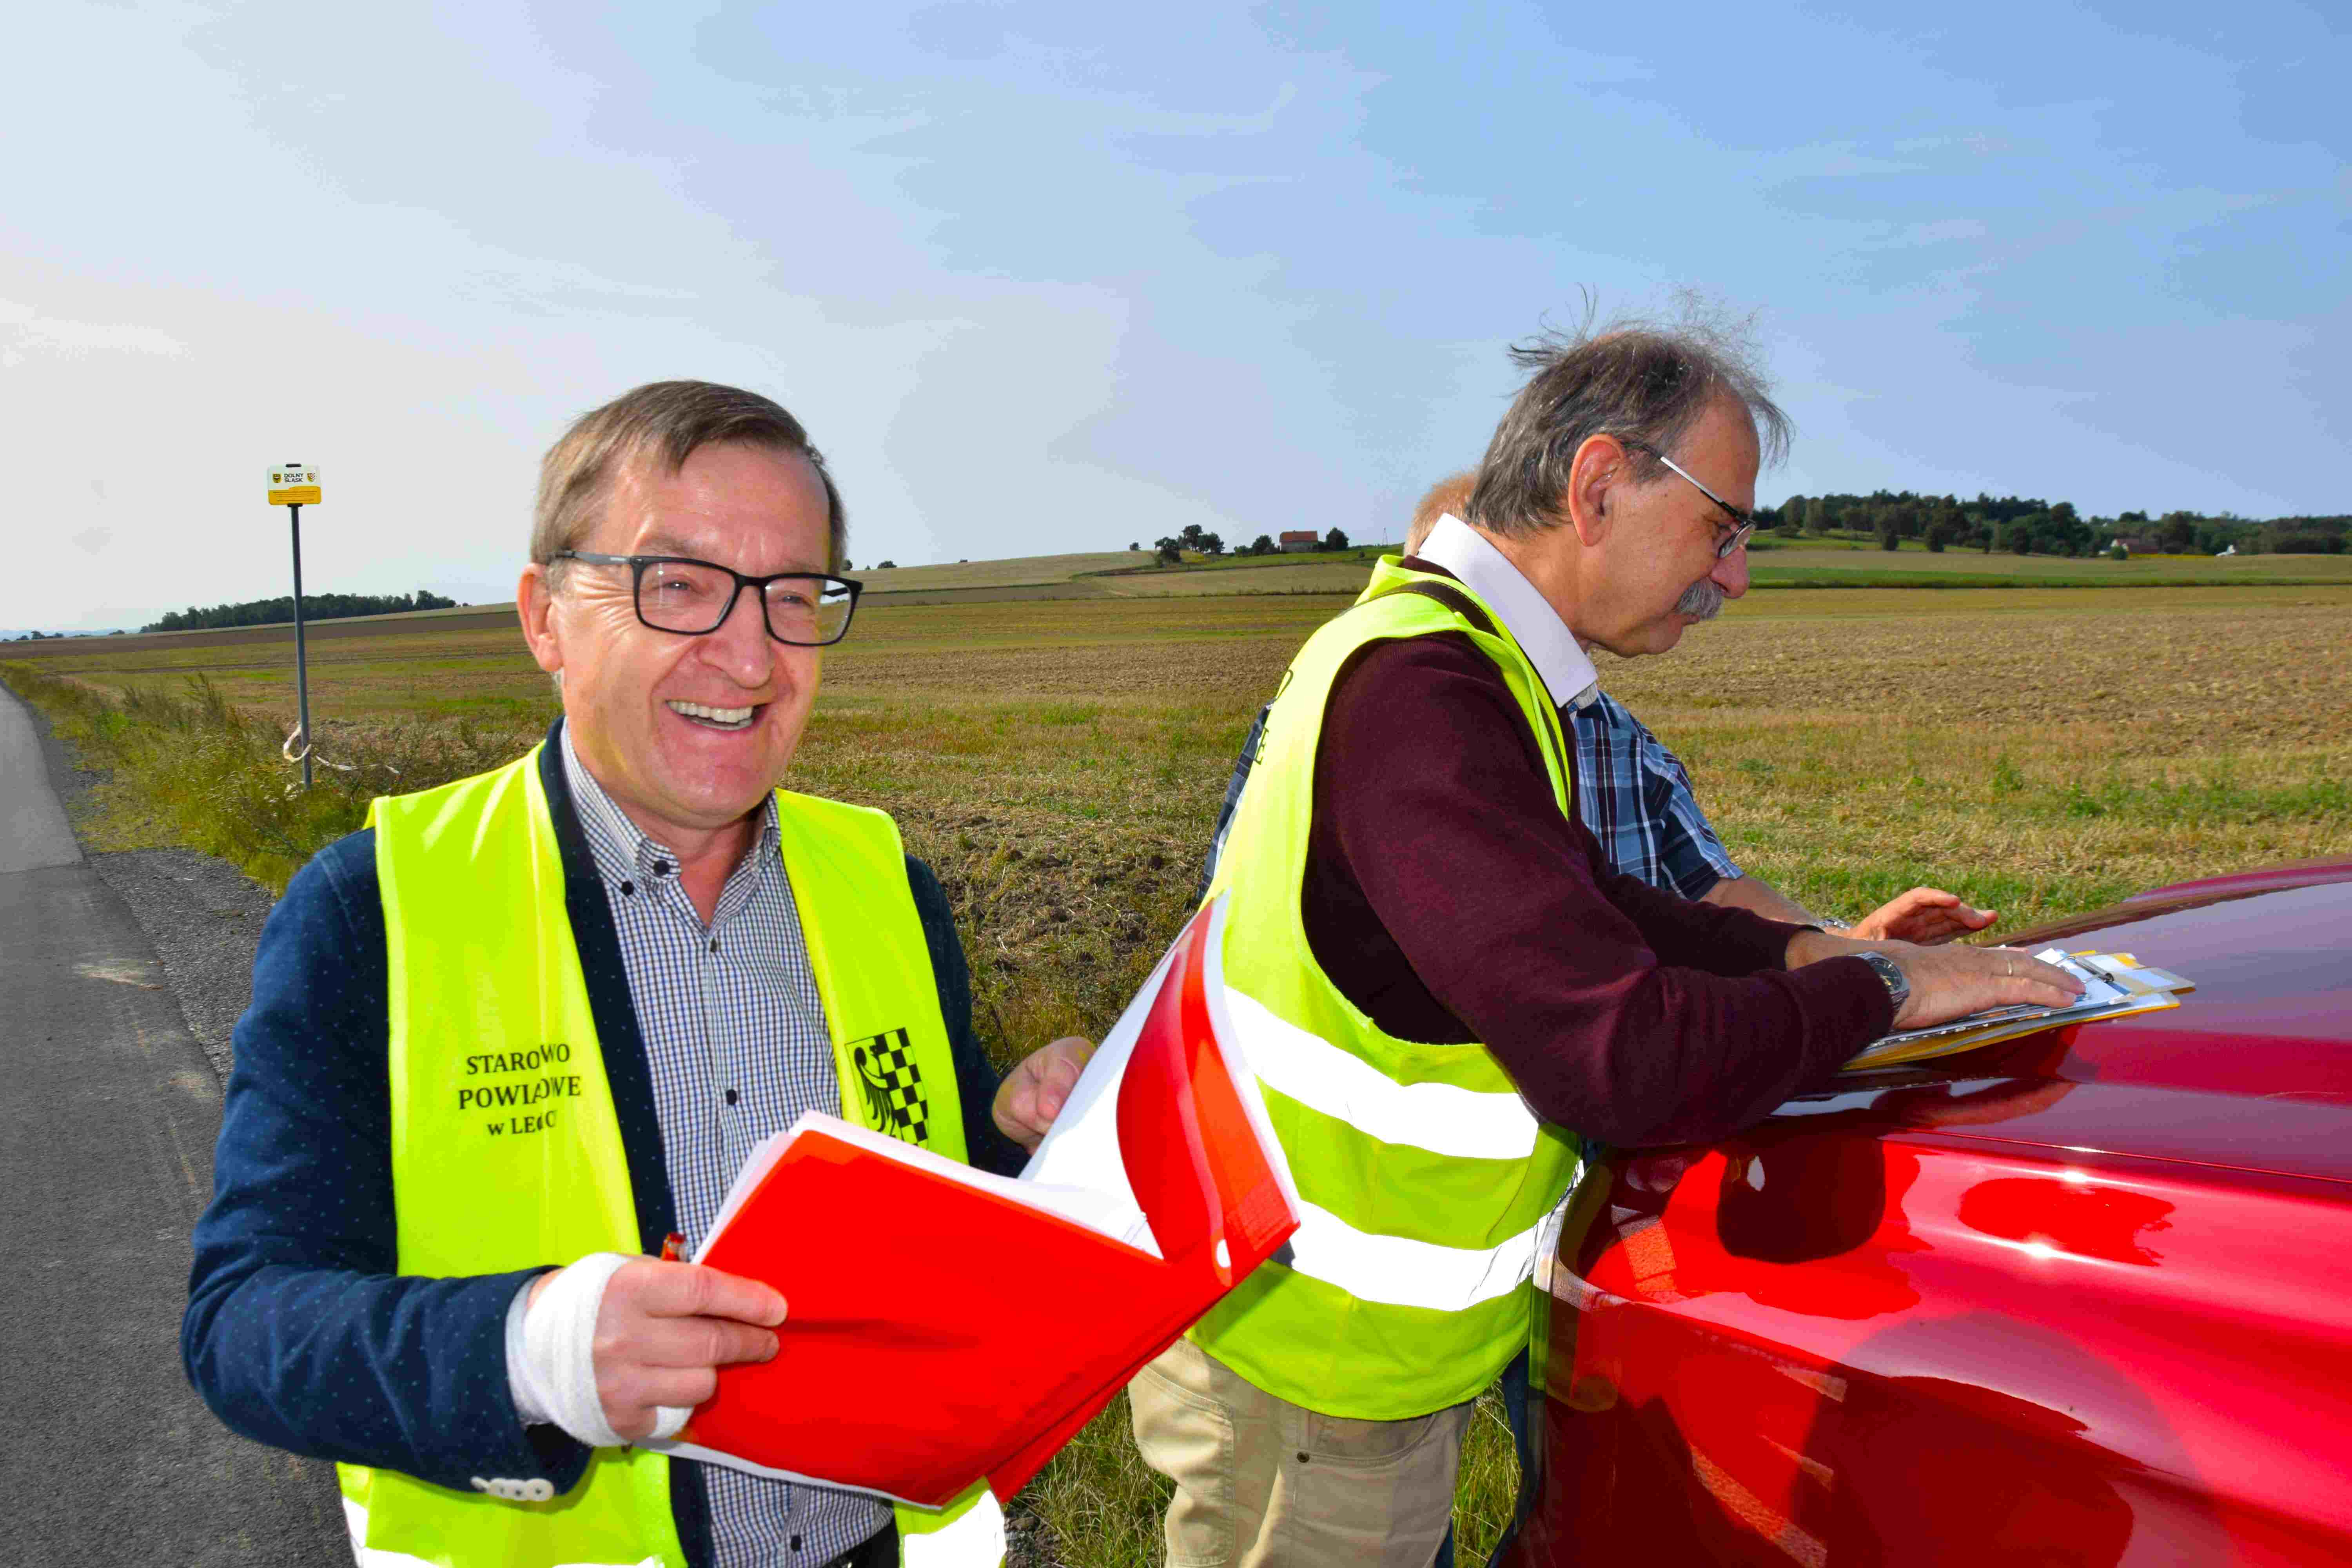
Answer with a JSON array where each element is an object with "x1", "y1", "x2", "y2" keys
[
  {"x1": 1567, "y1": 690, "x2": 1741, "y2": 898},
  {"x1": 1197, "y1": 689, "x2": 1740, "y2": 901},
  {"x1": 563, "y1": 735, "x2": 889, "y2": 1567}
]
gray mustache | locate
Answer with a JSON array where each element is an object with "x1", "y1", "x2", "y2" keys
[{"x1": 1675, "y1": 578, "x2": 1725, "y2": 621}]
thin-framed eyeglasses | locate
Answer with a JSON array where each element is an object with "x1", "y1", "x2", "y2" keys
[
  {"x1": 552, "y1": 551, "x2": 863, "y2": 646},
  {"x1": 1624, "y1": 441, "x2": 1755, "y2": 560}
]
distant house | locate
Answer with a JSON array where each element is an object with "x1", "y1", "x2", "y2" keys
[
  {"x1": 2113, "y1": 537, "x2": 2157, "y2": 556},
  {"x1": 1279, "y1": 530, "x2": 1320, "y2": 553}
]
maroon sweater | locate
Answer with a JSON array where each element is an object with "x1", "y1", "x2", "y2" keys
[{"x1": 1300, "y1": 621, "x2": 1890, "y2": 1149}]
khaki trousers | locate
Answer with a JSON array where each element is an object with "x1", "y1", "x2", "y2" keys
[{"x1": 1129, "y1": 1336, "x2": 1474, "y2": 1568}]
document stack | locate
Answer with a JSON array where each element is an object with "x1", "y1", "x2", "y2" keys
[{"x1": 1843, "y1": 949, "x2": 2195, "y2": 1071}]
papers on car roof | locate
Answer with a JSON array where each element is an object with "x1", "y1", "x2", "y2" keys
[{"x1": 1842, "y1": 949, "x2": 2194, "y2": 1071}]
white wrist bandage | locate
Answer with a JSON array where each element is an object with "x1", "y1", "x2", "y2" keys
[{"x1": 504, "y1": 1253, "x2": 691, "y2": 1448}]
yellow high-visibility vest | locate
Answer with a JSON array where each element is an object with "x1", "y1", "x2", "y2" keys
[
  {"x1": 1189, "y1": 560, "x2": 1586, "y2": 1419},
  {"x1": 340, "y1": 744, "x2": 1003, "y2": 1566}
]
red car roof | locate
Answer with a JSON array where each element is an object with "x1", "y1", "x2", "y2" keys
[
  {"x1": 2125, "y1": 855, "x2": 2352, "y2": 903},
  {"x1": 1773, "y1": 861, "x2": 2352, "y2": 1187}
]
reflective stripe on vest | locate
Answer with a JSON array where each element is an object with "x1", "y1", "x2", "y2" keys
[
  {"x1": 1224, "y1": 983, "x2": 1583, "y2": 1310},
  {"x1": 341, "y1": 1496, "x2": 662, "y2": 1568},
  {"x1": 900, "y1": 1483, "x2": 1009, "y2": 1567},
  {"x1": 1221, "y1": 987, "x2": 1542, "y2": 1160},
  {"x1": 347, "y1": 745, "x2": 999, "y2": 1566},
  {"x1": 1188, "y1": 559, "x2": 1586, "y2": 1420}
]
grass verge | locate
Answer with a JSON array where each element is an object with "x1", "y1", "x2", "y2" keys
[
  {"x1": 1, "y1": 660, "x2": 531, "y2": 892},
  {"x1": 1020, "y1": 1383, "x2": 1520, "y2": 1568}
]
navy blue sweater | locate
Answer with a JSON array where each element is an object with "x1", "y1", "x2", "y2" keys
[{"x1": 182, "y1": 734, "x2": 1022, "y2": 1561}]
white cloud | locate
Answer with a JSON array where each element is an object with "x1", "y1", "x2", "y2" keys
[
  {"x1": 0, "y1": 0, "x2": 2339, "y2": 628},
  {"x1": 1893, "y1": 132, "x2": 2015, "y2": 157},
  {"x1": 0, "y1": 297, "x2": 186, "y2": 359},
  {"x1": 1893, "y1": 218, "x2": 1990, "y2": 246},
  {"x1": 1746, "y1": 143, "x2": 1924, "y2": 183}
]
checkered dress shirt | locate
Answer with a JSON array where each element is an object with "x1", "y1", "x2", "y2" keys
[
  {"x1": 562, "y1": 734, "x2": 888, "y2": 1566},
  {"x1": 1568, "y1": 690, "x2": 1743, "y2": 899}
]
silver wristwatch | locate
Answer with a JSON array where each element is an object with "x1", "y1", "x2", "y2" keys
[{"x1": 1855, "y1": 951, "x2": 1909, "y2": 1018}]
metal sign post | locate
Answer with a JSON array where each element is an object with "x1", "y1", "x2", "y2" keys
[{"x1": 267, "y1": 465, "x2": 322, "y2": 789}]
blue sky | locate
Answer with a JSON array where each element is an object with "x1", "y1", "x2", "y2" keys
[{"x1": 3, "y1": 0, "x2": 2343, "y2": 629}]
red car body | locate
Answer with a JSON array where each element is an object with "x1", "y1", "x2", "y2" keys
[{"x1": 1505, "y1": 860, "x2": 2352, "y2": 1567}]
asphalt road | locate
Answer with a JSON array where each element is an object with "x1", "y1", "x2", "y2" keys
[{"x1": 0, "y1": 682, "x2": 347, "y2": 1564}]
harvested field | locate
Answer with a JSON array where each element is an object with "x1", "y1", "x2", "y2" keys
[
  {"x1": 1094, "y1": 560, "x2": 1384, "y2": 597},
  {"x1": 1744, "y1": 544, "x2": 2352, "y2": 581},
  {"x1": 853, "y1": 550, "x2": 1149, "y2": 590},
  {"x1": 18, "y1": 606, "x2": 526, "y2": 658},
  {"x1": 868, "y1": 551, "x2": 1389, "y2": 603},
  {"x1": 23, "y1": 582, "x2": 2352, "y2": 1027},
  {"x1": 13, "y1": 577, "x2": 2349, "y2": 1568},
  {"x1": 32, "y1": 546, "x2": 2346, "y2": 661}
]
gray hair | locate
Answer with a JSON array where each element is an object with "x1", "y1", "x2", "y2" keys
[
  {"x1": 534, "y1": 380, "x2": 847, "y2": 582},
  {"x1": 1468, "y1": 297, "x2": 1789, "y2": 539},
  {"x1": 1406, "y1": 471, "x2": 1478, "y2": 555}
]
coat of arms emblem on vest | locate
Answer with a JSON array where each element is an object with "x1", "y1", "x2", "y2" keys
[{"x1": 851, "y1": 1027, "x2": 929, "y2": 1145}]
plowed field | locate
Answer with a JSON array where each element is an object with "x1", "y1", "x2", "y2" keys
[{"x1": 20, "y1": 582, "x2": 2350, "y2": 1047}]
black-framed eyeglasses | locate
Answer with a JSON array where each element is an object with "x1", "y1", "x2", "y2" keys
[
  {"x1": 552, "y1": 552, "x2": 864, "y2": 646},
  {"x1": 1624, "y1": 441, "x2": 1755, "y2": 560}
]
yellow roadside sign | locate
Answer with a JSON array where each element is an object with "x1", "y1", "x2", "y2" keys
[{"x1": 268, "y1": 463, "x2": 321, "y2": 506}]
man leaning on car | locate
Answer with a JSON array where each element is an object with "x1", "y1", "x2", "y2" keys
[
  {"x1": 1132, "y1": 315, "x2": 2082, "y2": 1568},
  {"x1": 1200, "y1": 469, "x2": 1998, "y2": 944}
]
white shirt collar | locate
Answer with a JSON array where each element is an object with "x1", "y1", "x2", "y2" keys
[
  {"x1": 1415, "y1": 514, "x2": 1600, "y2": 710},
  {"x1": 560, "y1": 724, "x2": 646, "y2": 871}
]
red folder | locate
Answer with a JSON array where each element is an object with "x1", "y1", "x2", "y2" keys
[{"x1": 656, "y1": 897, "x2": 1299, "y2": 1509}]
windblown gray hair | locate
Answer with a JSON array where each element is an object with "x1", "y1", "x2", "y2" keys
[
  {"x1": 533, "y1": 380, "x2": 847, "y2": 584},
  {"x1": 1467, "y1": 296, "x2": 1789, "y2": 539}
]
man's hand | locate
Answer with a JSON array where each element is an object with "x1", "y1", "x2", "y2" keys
[
  {"x1": 526, "y1": 1259, "x2": 785, "y2": 1442},
  {"x1": 1880, "y1": 941, "x2": 2081, "y2": 1029},
  {"x1": 1849, "y1": 886, "x2": 1996, "y2": 944},
  {"x1": 993, "y1": 1036, "x2": 1095, "y2": 1152},
  {"x1": 1787, "y1": 930, "x2": 2080, "y2": 1030}
]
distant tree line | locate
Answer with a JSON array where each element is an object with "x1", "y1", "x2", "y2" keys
[
  {"x1": 1124, "y1": 498, "x2": 2341, "y2": 564},
  {"x1": 1145, "y1": 523, "x2": 1350, "y2": 564},
  {"x1": 1765, "y1": 492, "x2": 2348, "y2": 558},
  {"x1": 143, "y1": 589, "x2": 458, "y2": 633}
]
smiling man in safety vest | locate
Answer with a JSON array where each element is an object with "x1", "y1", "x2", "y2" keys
[
  {"x1": 1131, "y1": 318, "x2": 2079, "y2": 1566},
  {"x1": 184, "y1": 380, "x2": 1090, "y2": 1568}
]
